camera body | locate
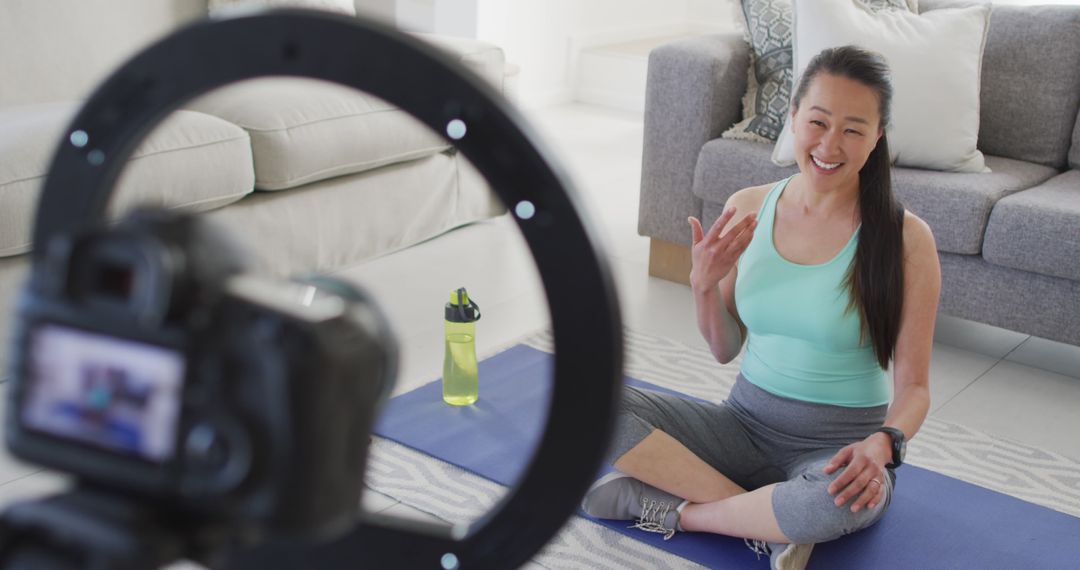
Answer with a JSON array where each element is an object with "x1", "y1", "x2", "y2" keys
[{"x1": 5, "y1": 209, "x2": 395, "y2": 538}]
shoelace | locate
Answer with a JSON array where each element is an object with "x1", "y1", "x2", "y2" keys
[
  {"x1": 744, "y1": 538, "x2": 771, "y2": 560},
  {"x1": 629, "y1": 498, "x2": 678, "y2": 540}
]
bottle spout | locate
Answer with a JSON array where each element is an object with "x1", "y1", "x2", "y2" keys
[
  {"x1": 450, "y1": 287, "x2": 470, "y2": 306},
  {"x1": 446, "y1": 287, "x2": 481, "y2": 323}
]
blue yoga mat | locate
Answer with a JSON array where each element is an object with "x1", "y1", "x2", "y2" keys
[{"x1": 374, "y1": 345, "x2": 1080, "y2": 568}]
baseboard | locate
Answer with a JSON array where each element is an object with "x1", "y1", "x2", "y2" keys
[{"x1": 647, "y1": 238, "x2": 691, "y2": 286}]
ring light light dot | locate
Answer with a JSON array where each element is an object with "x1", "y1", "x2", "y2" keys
[
  {"x1": 70, "y1": 130, "x2": 89, "y2": 148},
  {"x1": 446, "y1": 119, "x2": 467, "y2": 140},
  {"x1": 440, "y1": 553, "x2": 460, "y2": 570},
  {"x1": 514, "y1": 200, "x2": 536, "y2": 220},
  {"x1": 87, "y1": 150, "x2": 105, "y2": 166}
]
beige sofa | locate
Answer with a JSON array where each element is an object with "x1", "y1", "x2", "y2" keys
[{"x1": 0, "y1": 0, "x2": 508, "y2": 372}]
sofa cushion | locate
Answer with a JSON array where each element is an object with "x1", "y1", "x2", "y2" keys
[
  {"x1": 205, "y1": 151, "x2": 503, "y2": 277},
  {"x1": 983, "y1": 170, "x2": 1080, "y2": 282},
  {"x1": 892, "y1": 156, "x2": 1057, "y2": 255},
  {"x1": 974, "y1": 5, "x2": 1080, "y2": 169},
  {"x1": 691, "y1": 138, "x2": 1058, "y2": 255},
  {"x1": 186, "y1": 78, "x2": 451, "y2": 191},
  {"x1": 693, "y1": 138, "x2": 797, "y2": 208},
  {"x1": 0, "y1": 102, "x2": 254, "y2": 258}
]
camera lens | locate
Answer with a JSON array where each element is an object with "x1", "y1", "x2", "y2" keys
[{"x1": 185, "y1": 423, "x2": 230, "y2": 471}]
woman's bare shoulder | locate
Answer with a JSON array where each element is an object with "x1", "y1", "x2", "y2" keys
[
  {"x1": 902, "y1": 210, "x2": 939, "y2": 264},
  {"x1": 726, "y1": 182, "x2": 775, "y2": 219}
]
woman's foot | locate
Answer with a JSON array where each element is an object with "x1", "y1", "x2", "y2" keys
[
  {"x1": 581, "y1": 472, "x2": 688, "y2": 540},
  {"x1": 746, "y1": 539, "x2": 814, "y2": 570}
]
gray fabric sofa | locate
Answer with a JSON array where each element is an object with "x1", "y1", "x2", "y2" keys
[
  {"x1": 0, "y1": 0, "x2": 507, "y2": 372},
  {"x1": 638, "y1": 2, "x2": 1080, "y2": 347}
]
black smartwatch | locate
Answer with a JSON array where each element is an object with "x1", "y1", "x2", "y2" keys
[{"x1": 875, "y1": 426, "x2": 907, "y2": 469}]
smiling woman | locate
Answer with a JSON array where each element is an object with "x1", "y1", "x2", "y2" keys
[
  {"x1": 786, "y1": 47, "x2": 904, "y2": 372},
  {"x1": 581, "y1": 45, "x2": 942, "y2": 570}
]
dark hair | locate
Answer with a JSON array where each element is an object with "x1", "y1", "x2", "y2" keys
[{"x1": 791, "y1": 46, "x2": 904, "y2": 370}]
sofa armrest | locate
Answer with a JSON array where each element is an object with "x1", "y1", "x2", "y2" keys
[
  {"x1": 638, "y1": 33, "x2": 750, "y2": 246},
  {"x1": 410, "y1": 33, "x2": 507, "y2": 95}
]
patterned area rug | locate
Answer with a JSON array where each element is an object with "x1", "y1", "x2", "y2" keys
[{"x1": 364, "y1": 329, "x2": 1080, "y2": 569}]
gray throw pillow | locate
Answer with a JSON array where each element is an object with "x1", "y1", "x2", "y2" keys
[{"x1": 724, "y1": 0, "x2": 913, "y2": 143}]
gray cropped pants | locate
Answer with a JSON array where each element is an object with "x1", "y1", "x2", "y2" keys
[{"x1": 610, "y1": 374, "x2": 895, "y2": 544}]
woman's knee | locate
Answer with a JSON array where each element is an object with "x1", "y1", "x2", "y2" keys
[
  {"x1": 619, "y1": 386, "x2": 659, "y2": 416},
  {"x1": 607, "y1": 408, "x2": 656, "y2": 465},
  {"x1": 608, "y1": 387, "x2": 675, "y2": 462},
  {"x1": 772, "y1": 468, "x2": 891, "y2": 544}
]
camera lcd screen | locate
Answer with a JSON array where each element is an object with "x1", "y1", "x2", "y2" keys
[{"x1": 22, "y1": 324, "x2": 185, "y2": 463}]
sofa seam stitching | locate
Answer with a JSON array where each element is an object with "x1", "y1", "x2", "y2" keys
[
  {"x1": 0, "y1": 134, "x2": 251, "y2": 187},
  {"x1": 254, "y1": 145, "x2": 450, "y2": 189},
  {"x1": 228, "y1": 106, "x2": 408, "y2": 133}
]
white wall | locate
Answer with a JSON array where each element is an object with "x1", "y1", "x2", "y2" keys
[
  {"x1": 393, "y1": 0, "x2": 435, "y2": 32},
  {"x1": 362, "y1": 0, "x2": 739, "y2": 108},
  {"x1": 482, "y1": 0, "x2": 743, "y2": 108},
  {"x1": 488, "y1": 0, "x2": 697, "y2": 107},
  {"x1": 687, "y1": 0, "x2": 739, "y2": 30}
]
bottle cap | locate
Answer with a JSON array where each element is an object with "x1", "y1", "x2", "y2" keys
[{"x1": 445, "y1": 287, "x2": 481, "y2": 323}]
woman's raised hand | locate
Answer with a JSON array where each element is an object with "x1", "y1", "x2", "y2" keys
[{"x1": 687, "y1": 208, "x2": 758, "y2": 292}]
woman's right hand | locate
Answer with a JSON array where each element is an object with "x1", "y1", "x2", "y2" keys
[{"x1": 687, "y1": 208, "x2": 758, "y2": 293}]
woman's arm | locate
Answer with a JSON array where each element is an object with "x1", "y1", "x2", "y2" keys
[
  {"x1": 688, "y1": 190, "x2": 760, "y2": 364},
  {"x1": 825, "y1": 211, "x2": 941, "y2": 512},
  {"x1": 691, "y1": 264, "x2": 746, "y2": 364},
  {"x1": 880, "y1": 212, "x2": 940, "y2": 442}
]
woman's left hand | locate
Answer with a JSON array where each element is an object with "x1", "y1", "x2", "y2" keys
[{"x1": 823, "y1": 433, "x2": 892, "y2": 513}]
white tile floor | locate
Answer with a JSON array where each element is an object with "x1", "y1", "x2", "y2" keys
[{"x1": 1, "y1": 102, "x2": 1079, "y2": 567}]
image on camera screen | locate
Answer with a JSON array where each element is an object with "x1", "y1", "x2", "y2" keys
[{"x1": 22, "y1": 324, "x2": 185, "y2": 462}]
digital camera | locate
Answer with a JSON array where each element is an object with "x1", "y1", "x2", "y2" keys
[{"x1": 5, "y1": 209, "x2": 396, "y2": 539}]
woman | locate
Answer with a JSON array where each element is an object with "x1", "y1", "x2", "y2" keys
[{"x1": 582, "y1": 45, "x2": 941, "y2": 570}]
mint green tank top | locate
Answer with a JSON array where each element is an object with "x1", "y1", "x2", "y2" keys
[{"x1": 734, "y1": 177, "x2": 889, "y2": 407}]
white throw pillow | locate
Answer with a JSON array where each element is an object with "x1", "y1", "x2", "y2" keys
[
  {"x1": 208, "y1": 0, "x2": 356, "y2": 17},
  {"x1": 771, "y1": 1, "x2": 991, "y2": 173}
]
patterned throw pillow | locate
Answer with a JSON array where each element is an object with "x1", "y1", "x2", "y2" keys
[{"x1": 723, "y1": 0, "x2": 914, "y2": 143}]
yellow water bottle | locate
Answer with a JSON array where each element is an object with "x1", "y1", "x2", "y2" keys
[{"x1": 443, "y1": 287, "x2": 481, "y2": 405}]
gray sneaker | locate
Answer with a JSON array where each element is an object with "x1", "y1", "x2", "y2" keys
[
  {"x1": 581, "y1": 472, "x2": 686, "y2": 540},
  {"x1": 745, "y1": 539, "x2": 814, "y2": 570}
]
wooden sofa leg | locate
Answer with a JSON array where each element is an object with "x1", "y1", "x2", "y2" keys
[{"x1": 647, "y1": 238, "x2": 691, "y2": 286}]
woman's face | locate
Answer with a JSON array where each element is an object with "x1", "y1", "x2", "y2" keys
[{"x1": 790, "y1": 72, "x2": 883, "y2": 190}]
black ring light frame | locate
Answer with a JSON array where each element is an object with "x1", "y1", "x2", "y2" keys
[{"x1": 34, "y1": 10, "x2": 624, "y2": 570}]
